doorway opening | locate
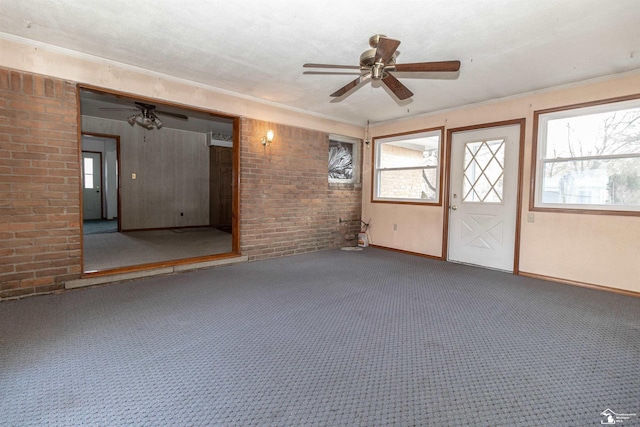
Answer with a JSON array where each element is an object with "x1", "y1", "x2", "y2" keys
[{"x1": 79, "y1": 87, "x2": 239, "y2": 273}]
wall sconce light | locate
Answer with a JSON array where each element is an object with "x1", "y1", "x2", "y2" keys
[{"x1": 262, "y1": 130, "x2": 274, "y2": 146}]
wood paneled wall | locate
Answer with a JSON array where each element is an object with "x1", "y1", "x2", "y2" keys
[{"x1": 82, "y1": 117, "x2": 209, "y2": 230}]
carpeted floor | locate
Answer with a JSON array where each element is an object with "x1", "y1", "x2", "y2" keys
[
  {"x1": 83, "y1": 219, "x2": 118, "y2": 235},
  {"x1": 83, "y1": 227, "x2": 232, "y2": 271},
  {"x1": 1, "y1": 248, "x2": 638, "y2": 426}
]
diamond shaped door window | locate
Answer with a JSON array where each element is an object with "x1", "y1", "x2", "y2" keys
[{"x1": 463, "y1": 139, "x2": 505, "y2": 203}]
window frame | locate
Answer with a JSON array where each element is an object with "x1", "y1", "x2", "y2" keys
[
  {"x1": 371, "y1": 127, "x2": 444, "y2": 205},
  {"x1": 530, "y1": 94, "x2": 640, "y2": 216}
]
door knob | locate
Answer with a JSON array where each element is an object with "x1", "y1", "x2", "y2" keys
[{"x1": 451, "y1": 205, "x2": 458, "y2": 210}]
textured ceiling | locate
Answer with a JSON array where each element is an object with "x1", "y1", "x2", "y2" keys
[{"x1": 1, "y1": 0, "x2": 639, "y2": 126}]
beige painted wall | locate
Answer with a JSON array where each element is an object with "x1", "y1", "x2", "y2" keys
[
  {"x1": 0, "y1": 37, "x2": 363, "y2": 139},
  {"x1": 365, "y1": 71, "x2": 640, "y2": 293}
]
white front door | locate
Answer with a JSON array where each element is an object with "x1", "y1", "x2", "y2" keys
[
  {"x1": 448, "y1": 124, "x2": 520, "y2": 271},
  {"x1": 82, "y1": 152, "x2": 102, "y2": 220}
]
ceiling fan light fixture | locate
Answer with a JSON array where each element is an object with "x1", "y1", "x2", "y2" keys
[
  {"x1": 101, "y1": 101, "x2": 185, "y2": 130},
  {"x1": 135, "y1": 115, "x2": 153, "y2": 129}
]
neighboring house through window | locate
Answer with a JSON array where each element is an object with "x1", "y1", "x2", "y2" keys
[
  {"x1": 532, "y1": 95, "x2": 640, "y2": 214},
  {"x1": 373, "y1": 128, "x2": 443, "y2": 204}
]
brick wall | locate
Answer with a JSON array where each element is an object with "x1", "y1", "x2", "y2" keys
[
  {"x1": 240, "y1": 118, "x2": 362, "y2": 260},
  {"x1": 0, "y1": 68, "x2": 81, "y2": 299},
  {"x1": 0, "y1": 67, "x2": 363, "y2": 299}
]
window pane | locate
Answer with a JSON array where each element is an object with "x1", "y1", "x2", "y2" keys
[
  {"x1": 378, "y1": 168, "x2": 438, "y2": 201},
  {"x1": 536, "y1": 98, "x2": 640, "y2": 212},
  {"x1": 540, "y1": 157, "x2": 640, "y2": 207},
  {"x1": 84, "y1": 157, "x2": 93, "y2": 174},
  {"x1": 463, "y1": 139, "x2": 505, "y2": 203},
  {"x1": 83, "y1": 157, "x2": 94, "y2": 189},
  {"x1": 379, "y1": 136, "x2": 439, "y2": 169},
  {"x1": 545, "y1": 107, "x2": 640, "y2": 159},
  {"x1": 374, "y1": 129, "x2": 442, "y2": 203}
]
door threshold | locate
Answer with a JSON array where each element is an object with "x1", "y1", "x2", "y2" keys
[
  {"x1": 66, "y1": 254, "x2": 248, "y2": 290},
  {"x1": 447, "y1": 259, "x2": 513, "y2": 274}
]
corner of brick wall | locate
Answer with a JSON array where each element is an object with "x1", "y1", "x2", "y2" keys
[
  {"x1": 239, "y1": 118, "x2": 363, "y2": 261},
  {"x1": 0, "y1": 67, "x2": 81, "y2": 300}
]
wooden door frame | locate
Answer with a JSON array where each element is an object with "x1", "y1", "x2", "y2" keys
[
  {"x1": 82, "y1": 133, "x2": 122, "y2": 231},
  {"x1": 442, "y1": 118, "x2": 526, "y2": 274},
  {"x1": 77, "y1": 84, "x2": 242, "y2": 277}
]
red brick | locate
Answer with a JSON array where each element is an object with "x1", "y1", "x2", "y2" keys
[
  {"x1": 0, "y1": 222, "x2": 36, "y2": 232},
  {"x1": 0, "y1": 271, "x2": 35, "y2": 282},
  {"x1": 0, "y1": 281, "x2": 21, "y2": 292},
  {"x1": 10, "y1": 72, "x2": 21, "y2": 92},
  {"x1": 19, "y1": 277, "x2": 55, "y2": 288},
  {"x1": 0, "y1": 287, "x2": 35, "y2": 299},
  {"x1": 0, "y1": 69, "x2": 9, "y2": 90},
  {"x1": 44, "y1": 78, "x2": 55, "y2": 97},
  {"x1": 34, "y1": 267, "x2": 71, "y2": 278},
  {"x1": 33, "y1": 75, "x2": 45, "y2": 96}
]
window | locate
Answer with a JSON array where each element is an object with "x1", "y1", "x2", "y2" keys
[
  {"x1": 373, "y1": 128, "x2": 443, "y2": 204},
  {"x1": 463, "y1": 138, "x2": 505, "y2": 203},
  {"x1": 83, "y1": 157, "x2": 94, "y2": 189},
  {"x1": 532, "y1": 96, "x2": 640, "y2": 214}
]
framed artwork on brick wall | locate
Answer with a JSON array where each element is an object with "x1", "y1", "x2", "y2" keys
[{"x1": 329, "y1": 134, "x2": 360, "y2": 186}]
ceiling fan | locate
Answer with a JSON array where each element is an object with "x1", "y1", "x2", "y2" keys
[
  {"x1": 304, "y1": 34, "x2": 461, "y2": 101},
  {"x1": 100, "y1": 102, "x2": 188, "y2": 130}
]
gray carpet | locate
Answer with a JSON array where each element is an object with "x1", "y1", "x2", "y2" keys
[
  {"x1": 83, "y1": 219, "x2": 118, "y2": 235},
  {"x1": 1, "y1": 248, "x2": 638, "y2": 426},
  {"x1": 83, "y1": 227, "x2": 232, "y2": 271}
]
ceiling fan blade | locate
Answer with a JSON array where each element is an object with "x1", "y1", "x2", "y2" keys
[
  {"x1": 382, "y1": 73, "x2": 413, "y2": 100},
  {"x1": 303, "y1": 63, "x2": 361, "y2": 69},
  {"x1": 99, "y1": 107, "x2": 138, "y2": 111},
  {"x1": 330, "y1": 74, "x2": 372, "y2": 98},
  {"x1": 393, "y1": 60, "x2": 461, "y2": 73},
  {"x1": 374, "y1": 37, "x2": 401, "y2": 65},
  {"x1": 135, "y1": 102, "x2": 156, "y2": 110},
  {"x1": 304, "y1": 71, "x2": 364, "y2": 75},
  {"x1": 155, "y1": 110, "x2": 189, "y2": 120}
]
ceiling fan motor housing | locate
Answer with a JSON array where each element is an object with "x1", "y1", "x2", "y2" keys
[
  {"x1": 368, "y1": 34, "x2": 386, "y2": 48},
  {"x1": 360, "y1": 48, "x2": 397, "y2": 79}
]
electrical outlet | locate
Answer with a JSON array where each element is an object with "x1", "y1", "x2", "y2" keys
[
  {"x1": 131, "y1": 172, "x2": 136, "y2": 180},
  {"x1": 393, "y1": 224, "x2": 397, "y2": 231},
  {"x1": 527, "y1": 213, "x2": 534, "y2": 223},
  {"x1": 181, "y1": 212, "x2": 184, "y2": 217}
]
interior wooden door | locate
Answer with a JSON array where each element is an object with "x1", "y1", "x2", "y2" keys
[{"x1": 209, "y1": 146, "x2": 233, "y2": 229}]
